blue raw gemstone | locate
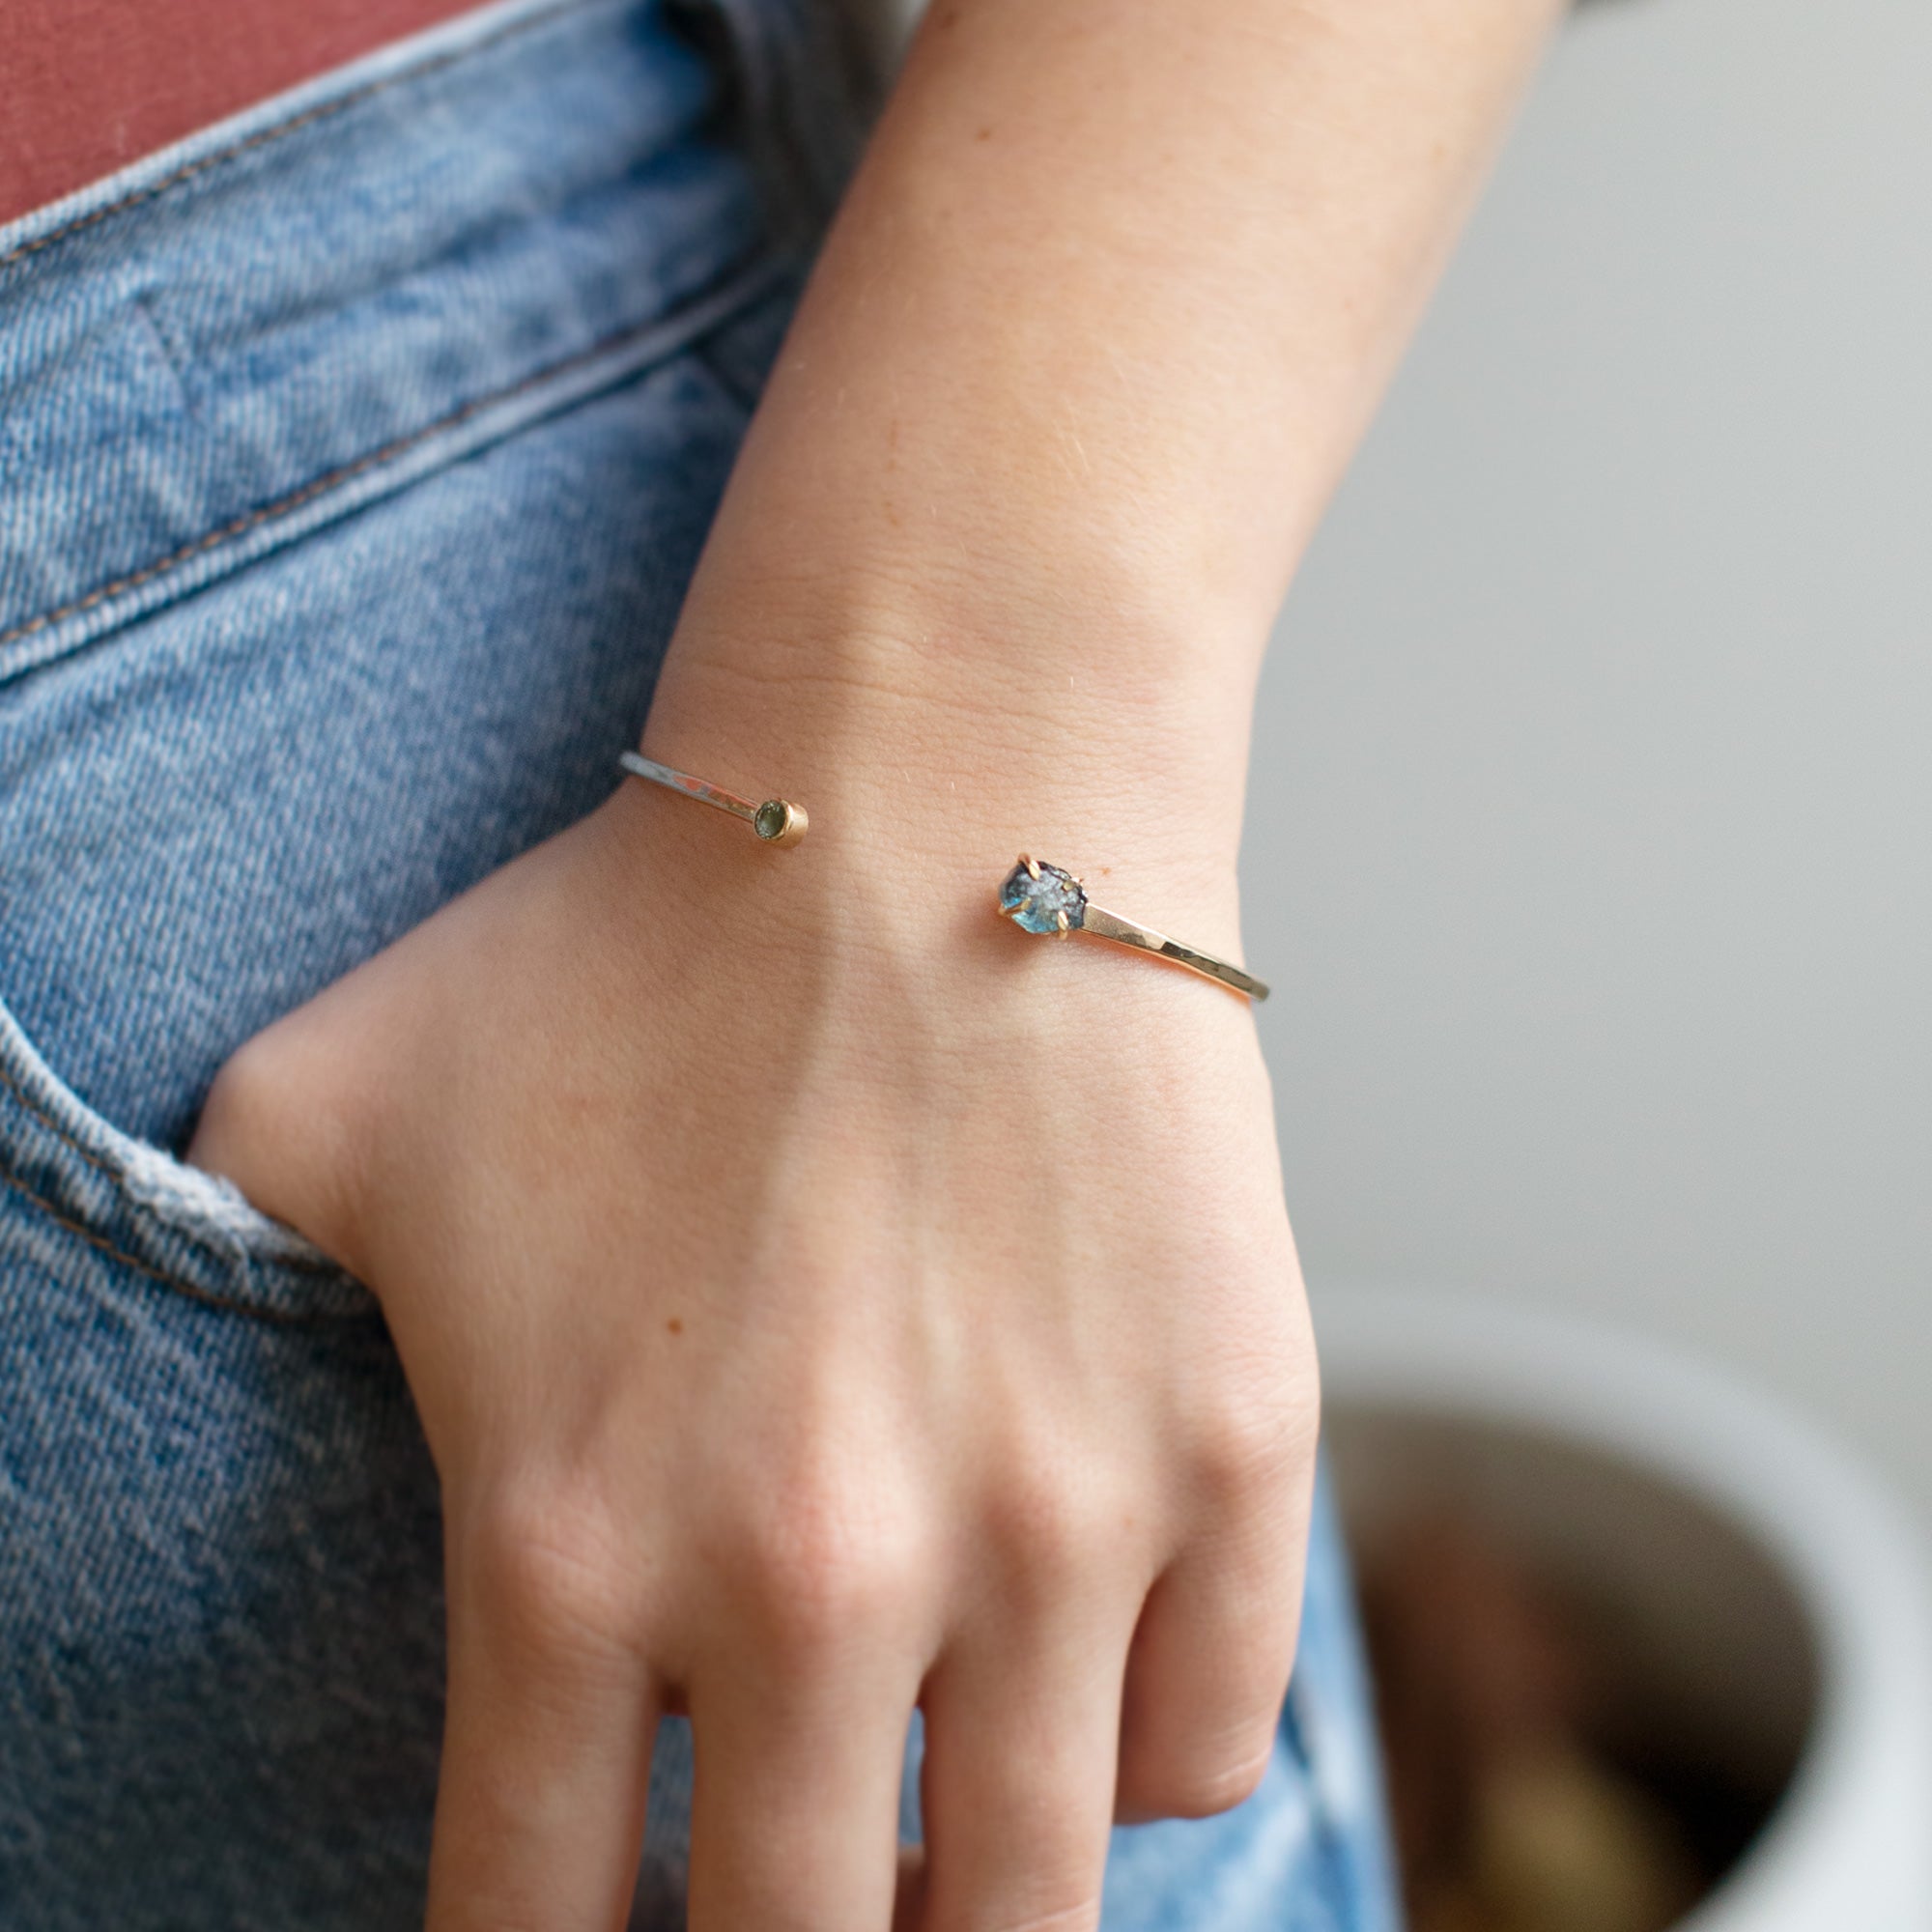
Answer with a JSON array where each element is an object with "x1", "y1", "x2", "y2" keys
[{"x1": 999, "y1": 859, "x2": 1087, "y2": 935}]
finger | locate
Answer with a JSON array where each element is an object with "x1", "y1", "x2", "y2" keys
[
  {"x1": 686, "y1": 1659, "x2": 915, "y2": 1932},
  {"x1": 893, "y1": 1846, "x2": 927, "y2": 1932},
  {"x1": 426, "y1": 1535, "x2": 658, "y2": 1932},
  {"x1": 1115, "y1": 1461, "x2": 1312, "y2": 1824},
  {"x1": 917, "y1": 1606, "x2": 1132, "y2": 1932}
]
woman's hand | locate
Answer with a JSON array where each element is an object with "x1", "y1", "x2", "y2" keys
[
  {"x1": 187, "y1": 675, "x2": 1318, "y2": 1931},
  {"x1": 183, "y1": 0, "x2": 1568, "y2": 1911}
]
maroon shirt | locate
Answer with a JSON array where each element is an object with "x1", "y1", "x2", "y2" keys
[{"x1": 0, "y1": 0, "x2": 489, "y2": 227}]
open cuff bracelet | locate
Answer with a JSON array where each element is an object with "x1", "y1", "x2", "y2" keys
[
  {"x1": 998, "y1": 855, "x2": 1268, "y2": 1003},
  {"x1": 614, "y1": 760, "x2": 1264, "y2": 1003}
]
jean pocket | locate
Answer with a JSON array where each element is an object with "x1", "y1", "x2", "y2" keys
[
  {"x1": 0, "y1": 314, "x2": 785, "y2": 1323},
  {"x1": 0, "y1": 995, "x2": 372, "y2": 1322},
  {"x1": 0, "y1": 995, "x2": 446, "y2": 1932}
]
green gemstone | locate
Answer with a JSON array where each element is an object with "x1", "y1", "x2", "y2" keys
[{"x1": 753, "y1": 801, "x2": 788, "y2": 841}]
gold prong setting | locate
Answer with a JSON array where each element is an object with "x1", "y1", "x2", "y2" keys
[
  {"x1": 997, "y1": 856, "x2": 1089, "y2": 935},
  {"x1": 994, "y1": 852, "x2": 1270, "y2": 1001}
]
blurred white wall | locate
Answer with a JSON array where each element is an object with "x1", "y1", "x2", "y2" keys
[{"x1": 1245, "y1": 0, "x2": 1932, "y2": 1520}]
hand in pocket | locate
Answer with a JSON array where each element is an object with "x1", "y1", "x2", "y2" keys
[{"x1": 188, "y1": 773, "x2": 1317, "y2": 1932}]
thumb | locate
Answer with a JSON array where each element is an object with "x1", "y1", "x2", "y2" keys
[{"x1": 185, "y1": 994, "x2": 371, "y2": 1277}]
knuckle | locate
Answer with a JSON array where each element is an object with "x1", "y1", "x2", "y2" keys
[
  {"x1": 981, "y1": 1461, "x2": 1117, "y2": 1585},
  {"x1": 729, "y1": 1463, "x2": 926, "y2": 1657},
  {"x1": 1189, "y1": 1379, "x2": 1317, "y2": 1504},
  {"x1": 465, "y1": 1485, "x2": 639, "y2": 1661}
]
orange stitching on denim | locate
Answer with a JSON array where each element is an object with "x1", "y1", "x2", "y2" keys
[
  {"x1": 0, "y1": 428, "x2": 420, "y2": 655},
  {"x1": 0, "y1": 1168, "x2": 357, "y2": 1326},
  {"x1": 0, "y1": 1052, "x2": 341, "y2": 1276},
  {"x1": 0, "y1": 0, "x2": 593, "y2": 274},
  {"x1": 0, "y1": 255, "x2": 778, "y2": 658},
  {"x1": 0, "y1": 1053, "x2": 127, "y2": 1184}
]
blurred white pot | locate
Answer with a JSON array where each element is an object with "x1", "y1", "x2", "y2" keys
[{"x1": 1316, "y1": 1286, "x2": 1932, "y2": 1932}]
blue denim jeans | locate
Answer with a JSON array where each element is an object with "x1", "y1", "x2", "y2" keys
[{"x1": 0, "y1": 2, "x2": 1400, "y2": 1924}]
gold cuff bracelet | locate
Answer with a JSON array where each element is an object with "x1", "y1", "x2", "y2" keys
[{"x1": 997, "y1": 855, "x2": 1268, "y2": 1002}]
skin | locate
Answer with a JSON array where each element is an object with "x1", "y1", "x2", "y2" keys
[{"x1": 187, "y1": 0, "x2": 1565, "y2": 1926}]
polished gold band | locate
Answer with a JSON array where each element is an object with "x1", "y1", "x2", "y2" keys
[
  {"x1": 996, "y1": 855, "x2": 1268, "y2": 1002},
  {"x1": 618, "y1": 751, "x2": 808, "y2": 847}
]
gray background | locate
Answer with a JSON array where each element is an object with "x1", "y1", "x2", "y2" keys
[{"x1": 1244, "y1": 0, "x2": 1931, "y2": 1521}]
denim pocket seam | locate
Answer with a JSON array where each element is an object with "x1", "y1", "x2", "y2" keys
[
  {"x1": 0, "y1": 1001, "x2": 378, "y2": 1321},
  {"x1": 0, "y1": 1051, "x2": 342, "y2": 1279},
  {"x1": 0, "y1": 252, "x2": 789, "y2": 671},
  {"x1": 0, "y1": 1166, "x2": 355, "y2": 1327},
  {"x1": 0, "y1": 0, "x2": 604, "y2": 278}
]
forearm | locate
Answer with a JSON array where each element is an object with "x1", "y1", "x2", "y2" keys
[{"x1": 648, "y1": 0, "x2": 1562, "y2": 895}]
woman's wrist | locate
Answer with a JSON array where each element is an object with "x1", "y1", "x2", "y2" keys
[{"x1": 638, "y1": 579, "x2": 1260, "y2": 951}]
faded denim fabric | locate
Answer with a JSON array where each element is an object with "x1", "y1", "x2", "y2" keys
[{"x1": 0, "y1": 2, "x2": 1399, "y2": 1925}]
